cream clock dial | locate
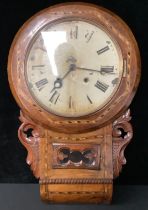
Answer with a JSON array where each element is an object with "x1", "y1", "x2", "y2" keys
[{"x1": 26, "y1": 20, "x2": 123, "y2": 117}]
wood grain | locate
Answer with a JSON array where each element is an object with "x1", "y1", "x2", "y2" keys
[
  {"x1": 7, "y1": 2, "x2": 141, "y2": 134},
  {"x1": 7, "y1": 2, "x2": 140, "y2": 203}
]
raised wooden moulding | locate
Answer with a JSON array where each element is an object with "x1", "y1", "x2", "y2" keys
[{"x1": 8, "y1": 2, "x2": 141, "y2": 203}]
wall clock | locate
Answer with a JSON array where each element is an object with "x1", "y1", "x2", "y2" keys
[{"x1": 8, "y1": 2, "x2": 141, "y2": 203}]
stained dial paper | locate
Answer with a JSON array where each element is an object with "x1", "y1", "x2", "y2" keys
[{"x1": 26, "y1": 20, "x2": 123, "y2": 117}]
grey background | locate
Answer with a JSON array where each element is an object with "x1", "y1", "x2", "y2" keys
[{"x1": 0, "y1": 185, "x2": 147, "y2": 210}]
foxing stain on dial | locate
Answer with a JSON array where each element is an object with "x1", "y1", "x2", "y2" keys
[{"x1": 30, "y1": 55, "x2": 35, "y2": 61}]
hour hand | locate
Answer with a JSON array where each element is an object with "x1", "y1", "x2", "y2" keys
[
  {"x1": 50, "y1": 64, "x2": 76, "y2": 92},
  {"x1": 50, "y1": 78, "x2": 62, "y2": 93}
]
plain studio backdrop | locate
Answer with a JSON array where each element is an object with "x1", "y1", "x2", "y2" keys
[{"x1": 0, "y1": 0, "x2": 147, "y2": 184}]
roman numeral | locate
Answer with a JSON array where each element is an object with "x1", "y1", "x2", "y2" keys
[
  {"x1": 95, "y1": 80, "x2": 109, "y2": 92},
  {"x1": 49, "y1": 91, "x2": 60, "y2": 104},
  {"x1": 69, "y1": 96, "x2": 72, "y2": 108},
  {"x1": 35, "y1": 78, "x2": 48, "y2": 91},
  {"x1": 87, "y1": 95, "x2": 93, "y2": 104},
  {"x1": 112, "y1": 78, "x2": 119, "y2": 86},
  {"x1": 32, "y1": 65, "x2": 45, "y2": 70},
  {"x1": 70, "y1": 26, "x2": 78, "y2": 39},
  {"x1": 85, "y1": 31, "x2": 94, "y2": 43},
  {"x1": 97, "y1": 46, "x2": 109, "y2": 55},
  {"x1": 100, "y1": 66, "x2": 114, "y2": 74}
]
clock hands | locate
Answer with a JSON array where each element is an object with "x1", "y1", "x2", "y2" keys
[
  {"x1": 76, "y1": 66, "x2": 116, "y2": 74},
  {"x1": 50, "y1": 62, "x2": 115, "y2": 93},
  {"x1": 61, "y1": 63, "x2": 76, "y2": 80},
  {"x1": 50, "y1": 63, "x2": 75, "y2": 92}
]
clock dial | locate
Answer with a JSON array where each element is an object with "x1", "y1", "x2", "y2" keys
[{"x1": 26, "y1": 20, "x2": 123, "y2": 117}]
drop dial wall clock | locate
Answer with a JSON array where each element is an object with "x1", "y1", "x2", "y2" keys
[{"x1": 8, "y1": 3, "x2": 141, "y2": 203}]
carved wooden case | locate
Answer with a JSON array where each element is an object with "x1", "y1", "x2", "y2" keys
[{"x1": 7, "y1": 3, "x2": 141, "y2": 203}]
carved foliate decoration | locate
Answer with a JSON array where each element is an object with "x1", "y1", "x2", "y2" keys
[
  {"x1": 18, "y1": 111, "x2": 42, "y2": 178},
  {"x1": 112, "y1": 109, "x2": 133, "y2": 178}
]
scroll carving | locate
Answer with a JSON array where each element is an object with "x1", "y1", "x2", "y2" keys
[
  {"x1": 18, "y1": 111, "x2": 41, "y2": 178},
  {"x1": 112, "y1": 109, "x2": 133, "y2": 178}
]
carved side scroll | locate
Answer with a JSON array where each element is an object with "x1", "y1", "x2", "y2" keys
[
  {"x1": 18, "y1": 111, "x2": 41, "y2": 178},
  {"x1": 112, "y1": 109, "x2": 133, "y2": 178}
]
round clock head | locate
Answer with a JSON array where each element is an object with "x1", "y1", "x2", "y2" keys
[
  {"x1": 26, "y1": 20, "x2": 123, "y2": 117},
  {"x1": 8, "y1": 3, "x2": 140, "y2": 132}
]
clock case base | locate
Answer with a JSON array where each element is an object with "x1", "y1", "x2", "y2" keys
[
  {"x1": 40, "y1": 183, "x2": 112, "y2": 203},
  {"x1": 18, "y1": 109, "x2": 132, "y2": 203}
]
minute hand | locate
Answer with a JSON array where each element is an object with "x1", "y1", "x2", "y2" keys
[{"x1": 76, "y1": 66, "x2": 116, "y2": 74}]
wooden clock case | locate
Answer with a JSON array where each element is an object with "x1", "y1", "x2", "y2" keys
[{"x1": 8, "y1": 3, "x2": 141, "y2": 203}]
